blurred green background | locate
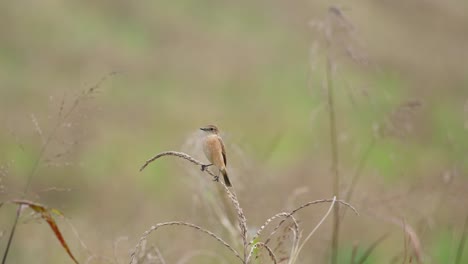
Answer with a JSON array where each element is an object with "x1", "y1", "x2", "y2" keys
[{"x1": 1, "y1": 0, "x2": 467, "y2": 263}]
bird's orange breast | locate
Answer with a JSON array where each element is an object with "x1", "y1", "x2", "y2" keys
[{"x1": 203, "y1": 135, "x2": 225, "y2": 168}]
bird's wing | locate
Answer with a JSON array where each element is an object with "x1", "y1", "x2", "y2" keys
[{"x1": 219, "y1": 136, "x2": 227, "y2": 166}]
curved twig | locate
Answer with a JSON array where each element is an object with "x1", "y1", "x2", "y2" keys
[
  {"x1": 139, "y1": 151, "x2": 218, "y2": 178},
  {"x1": 289, "y1": 197, "x2": 337, "y2": 263},
  {"x1": 139, "y1": 151, "x2": 248, "y2": 259},
  {"x1": 218, "y1": 182, "x2": 248, "y2": 260},
  {"x1": 265, "y1": 199, "x2": 358, "y2": 245},
  {"x1": 246, "y1": 242, "x2": 278, "y2": 264},
  {"x1": 129, "y1": 221, "x2": 242, "y2": 264},
  {"x1": 249, "y1": 212, "x2": 299, "y2": 246}
]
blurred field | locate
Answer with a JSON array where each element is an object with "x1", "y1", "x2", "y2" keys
[{"x1": 1, "y1": 1, "x2": 468, "y2": 263}]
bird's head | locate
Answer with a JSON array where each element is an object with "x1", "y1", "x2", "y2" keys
[{"x1": 200, "y1": 125, "x2": 219, "y2": 135}]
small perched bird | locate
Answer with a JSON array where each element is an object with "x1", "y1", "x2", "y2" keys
[{"x1": 200, "y1": 125, "x2": 232, "y2": 187}]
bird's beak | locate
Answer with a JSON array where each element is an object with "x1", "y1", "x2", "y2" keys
[{"x1": 200, "y1": 127, "x2": 208, "y2": 131}]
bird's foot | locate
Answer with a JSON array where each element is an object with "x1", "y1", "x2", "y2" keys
[
  {"x1": 201, "y1": 164, "x2": 213, "y2": 172},
  {"x1": 213, "y1": 176, "x2": 219, "y2": 182}
]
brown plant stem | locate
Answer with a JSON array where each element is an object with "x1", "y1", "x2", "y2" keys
[
  {"x1": 341, "y1": 137, "x2": 376, "y2": 222},
  {"x1": 2, "y1": 126, "x2": 56, "y2": 264},
  {"x1": 326, "y1": 53, "x2": 340, "y2": 264},
  {"x1": 2, "y1": 73, "x2": 113, "y2": 263}
]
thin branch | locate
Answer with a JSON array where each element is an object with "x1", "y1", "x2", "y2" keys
[
  {"x1": 2, "y1": 73, "x2": 114, "y2": 264},
  {"x1": 153, "y1": 246, "x2": 167, "y2": 264},
  {"x1": 220, "y1": 182, "x2": 248, "y2": 261},
  {"x1": 129, "y1": 221, "x2": 242, "y2": 264},
  {"x1": 140, "y1": 151, "x2": 214, "y2": 176},
  {"x1": 64, "y1": 216, "x2": 91, "y2": 254},
  {"x1": 264, "y1": 198, "x2": 358, "y2": 245},
  {"x1": 325, "y1": 18, "x2": 340, "y2": 263},
  {"x1": 369, "y1": 213, "x2": 422, "y2": 264},
  {"x1": 1, "y1": 205, "x2": 22, "y2": 264},
  {"x1": 31, "y1": 114, "x2": 45, "y2": 145},
  {"x1": 139, "y1": 151, "x2": 248, "y2": 259},
  {"x1": 249, "y1": 212, "x2": 299, "y2": 246},
  {"x1": 246, "y1": 242, "x2": 278, "y2": 264},
  {"x1": 3, "y1": 117, "x2": 65, "y2": 264},
  {"x1": 289, "y1": 197, "x2": 337, "y2": 264},
  {"x1": 342, "y1": 137, "x2": 376, "y2": 221}
]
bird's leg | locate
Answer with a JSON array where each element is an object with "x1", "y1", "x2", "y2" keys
[
  {"x1": 213, "y1": 175, "x2": 219, "y2": 182},
  {"x1": 201, "y1": 163, "x2": 213, "y2": 172}
]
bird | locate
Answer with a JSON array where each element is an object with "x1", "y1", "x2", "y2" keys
[{"x1": 200, "y1": 125, "x2": 232, "y2": 187}]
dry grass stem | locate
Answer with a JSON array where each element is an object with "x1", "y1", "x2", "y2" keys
[
  {"x1": 129, "y1": 221, "x2": 242, "y2": 264},
  {"x1": 137, "y1": 131, "x2": 361, "y2": 264},
  {"x1": 30, "y1": 113, "x2": 45, "y2": 144},
  {"x1": 64, "y1": 217, "x2": 91, "y2": 254},
  {"x1": 342, "y1": 138, "x2": 376, "y2": 218},
  {"x1": 140, "y1": 150, "x2": 248, "y2": 259},
  {"x1": 369, "y1": 213, "x2": 422, "y2": 264},
  {"x1": 214, "y1": 185, "x2": 239, "y2": 240},
  {"x1": 324, "y1": 9, "x2": 341, "y2": 262},
  {"x1": 153, "y1": 246, "x2": 167, "y2": 264},
  {"x1": 249, "y1": 212, "x2": 299, "y2": 246},
  {"x1": 401, "y1": 220, "x2": 421, "y2": 263},
  {"x1": 137, "y1": 152, "x2": 360, "y2": 264},
  {"x1": 139, "y1": 151, "x2": 216, "y2": 177},
  {"x1": 221, "y1": 183, "x2": 248, "y2": 259},
  {"x1": 289, "y1": 197, "x2": 337, "y2": 264},
  {"x1": 3, "y1": 72, "x2": 114, "y2": 264},
  {"x1": 264, "y1": 198, "x2": 358, "y2": 246},
  {"x1": 205, "y1": 187, "x2": 240, "y2": 248},
  {"x1": 246, "y1": 242, "x2": 278, "y2": 264}
]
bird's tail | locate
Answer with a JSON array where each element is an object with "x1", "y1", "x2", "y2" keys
[{"x1": 221, "y1": 169, "x2": 232, "y2": 187}]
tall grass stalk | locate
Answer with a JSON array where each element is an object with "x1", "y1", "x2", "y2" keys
[
  {"x1": 341, "y1": 137, "x2": 376, "y2": 221},
  {"x1": 1, "y1": 73, "x2": 113, "y2": 263},
  {"x1": 137, "y1": 151, "x2": 358, "y2": 264},
  {"x1": 2, "y1": 115, "x2": 63, "y2": 264},
  {"x1": 326, "y1": 52, "x2": 340, "y2": 264}
]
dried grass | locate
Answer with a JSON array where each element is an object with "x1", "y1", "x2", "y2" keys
[
  {"x1": 136, "y1": 150, "x2": 358, "y2": 264},
  {"x1": 129, "y1": 221, "x2": 242, "y2": 264},
  {"x1": 1, "y1": 73, "x2": 115, "y2": 264}
]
